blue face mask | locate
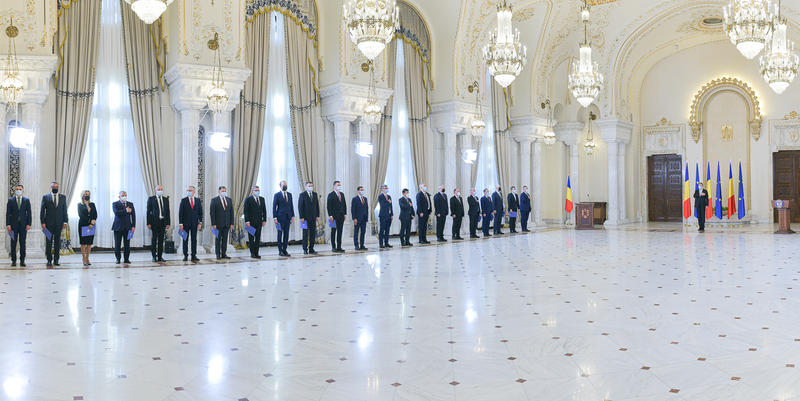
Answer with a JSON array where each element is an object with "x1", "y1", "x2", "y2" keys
[
  {"x1": 156, "y1": 190, "x2": 164, "y2": 196},
  {"x1": 253, "y1": 190, "x2": 260, "y2": 196},
  {"x1": 187, "y1": 191, "x2": 193, "y2": 197}
]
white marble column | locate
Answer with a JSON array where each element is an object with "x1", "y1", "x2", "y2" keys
[
  {"x1": 517, "y1": 138, "x2": 532, "y2": 190},
  {"x1": 207, "y1": 111, "x2": 232, "y2": 253},
  {"x1": 19, "y1": 103, "x2": 45, "y2": 255},
  {"x1": 330, "y1": 115, "x2": 354, "y2": 192},
  {"x1": 459, "y1": 134, "x2": 472, "y2": 193},
  {"x1": 176, "y1": 109, "x2": 201, "y2": 197},
  {"x1": 598, "y1": 118, "x2": 633, "y2": 226},
  {"x1": 358, "y1": 119, "x2": 372, "y2": 198},
  {"x1": 605, "y1": 141, "x2": 620, "y2": 225},
  {"x1": 555, "y1": 122, "x2": 584, "y2": 225},
  {"x1": 532, "y1": 140, "x2": 544, "y2": 226},
  {"x1": 442, "y1": 128, "x2": 460, "y2": 191},
  {"x1": 618, "y1": 143, "x2": 627, "y2": 221},
  {"x1": 0, "y1": 105, "x2": 7, "y2": 254}
]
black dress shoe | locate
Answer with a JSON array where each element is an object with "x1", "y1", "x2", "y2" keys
[
  {"x1": 304, "y1": 250, "x2": 309, "y2": 255},
  {"x1": 309, "y1": 250, "x2": 317, "y2": 255},
  {"x1": 158, "y1": 257, "x2": 166, "y2": 262},
  {"x1": 337, "y1": 248, "x2": 346, "y2": 253},
  {"x1": 284, "y1": 252, "x2": 291, "y2": 257},
  {"x1": 116, "y1": 260, "x2": 121, "y2": 264},
  {"x1": 20, "y1": 262, "x2": 26, "y2": 267},
  {"x1": 223, "y1": 256, "x2": 231, "y2": 259},
  {"x1": 152, "y1": 257, "x2": 157, "y2": 262},
  {"x1": 191, "y1": 257, "x2": 200, "y2": 262},
  {"x1": 123, "y1": 260, "x2": 131, "y2": 264},
  {"x1": 54, "y1": 262, "x2": 61, "y2": 267},
  {"x1": 360, "y1": 246, "x2": 368, "y2": 251},
  {"x1": 183, "y1": 256, "x2": 188, "y2": 261},
  {"x1": 10, "y1": 261, "x2": 16, "y2": 267},
  {"x1": 386, "y1": 244, "x2": 393, "y2": 248}
]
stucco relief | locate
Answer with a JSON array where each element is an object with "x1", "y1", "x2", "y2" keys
[
  {"x1": 770, "y1": 114, "x2": 800, "y2": 150},
  {"x1": 188, "y1": 0, "x2": 239, "y2": 64},
  {"x1": 0, "y1": 8, "x2": 42, "y2": 53}
]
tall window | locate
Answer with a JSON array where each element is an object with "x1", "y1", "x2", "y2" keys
[
  {"x1": 256, "y1": 12, "x2": 300, "y2": 241},
  {"x1": 474, "y1": 69, "x2": 499, "y2": 194},
  {"x1": 69, "y1": 0, "x2": 147, "y2": 247},
  {"x1": 385, "y1": 40, "x2": 416, "y2": 229}
]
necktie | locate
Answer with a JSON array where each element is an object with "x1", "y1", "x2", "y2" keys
[
  {"x1": 338, "y1": 192, "x2": 341, "y2": 202},
  {"x1": 190, "y1": 197, "x2": 194, "y2": 209},
  {"x1": 361, "y1": 196, "x2": 364, "y2": 205},
  {"x1": 255, "y1": 196, "x2": 259, "y2": 206},
  {"x1": 17, "y1": 197, "x2": 21, "y2": 209},
  {"x1": 222, "y1": 197, "x2": 226, "y2": 210},
  {"x1": 284, "y1": 192, "x2": 287, "y2": 203},
  {"x1": 54, "y1": 195, "x2": 58, "y2": 207}
]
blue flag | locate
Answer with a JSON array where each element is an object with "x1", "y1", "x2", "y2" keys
[
  {"x1": 738, "y1": 162, "x2": 746, "y2": 219},
  {"x1": 694, "y1": 163, "x2": 700, "y2": 218},
  {"x1": 715, "y1": 162, "x2": 723, "y2": 220}
]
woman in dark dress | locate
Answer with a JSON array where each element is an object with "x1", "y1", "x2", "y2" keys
[{"x1": 77, "y1": 190, "x2": 97, "y2": 267}]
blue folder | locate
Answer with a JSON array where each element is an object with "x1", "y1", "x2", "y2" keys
[
  {"x1": 179, "y1": 228, "x2": 189, "y2": 241},
  {"x1": 212, "y1": 227, "x2": 219, "y2": 237},
  {"x1": 42, "y1": 228, "x2": 52, "y2": 240},
  {"x1": 245, "y1": 224, "x2": 256, "y2": 236},
  {"x1": 276, "y1": 222, "x2": 282, "y2": 231},
  {"x1": 9, "y1": 230, "x2": 14, "y2": 240},
  {"x1": 301, "y1": 221, "x2": 308, "y2": 229},
  {"x1": 509, "y1": 211, "x2": 517, "y2": 218},
  {"x1": 328, "y1": 219, "x2": 336, "y2": 228},
  {"x1": 127, "y1": 229, "x2": 134, "y2": 240},
  {"x1": 81, "y1": 225, "x2": 95, "y2": 237}
]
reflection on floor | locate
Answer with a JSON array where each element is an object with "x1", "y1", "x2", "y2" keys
[{"x1": 0, "y1": 223, "x2": 798, "y2": 401}]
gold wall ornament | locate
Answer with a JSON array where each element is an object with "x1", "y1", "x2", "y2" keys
[
  {"x1": 783, "y1": 110, "x2": 800, "y2": 119},
  {"x1": 689, "y1": 77, "x2": 763, "y2": 143},
  {"x1": 656, "y1": 117, "x2": 671, "y2": 126},
  {"x1": 721, "y1": 124, "x2": 733, "y2": 141}
]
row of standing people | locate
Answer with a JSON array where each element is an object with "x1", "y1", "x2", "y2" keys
[
  {"x1": 271, "y1": 180, "x2": 534, "y2": 257},
  {"x1": 5, "y1": 182, "x2": 273, "y2": 268}
]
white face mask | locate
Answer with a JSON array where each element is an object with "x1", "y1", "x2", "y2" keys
[
  {"x1": 360, "y1": 190, "x2": 366, "y2": 196},
  {"x1": 512, "y1": 189, "x2": 517, "y2": 194},
  {"x1": 156, "y1": 190, "x2": 164, "y2": 196},
  {"x1": 14, "y1": 190, "x2": 22, "y2": 197},
  {"x1": 336, "y1": 185, "x2": 342, "y2": 192},
  {"x1": 455, "y1": 192, "x2": 460, "y2": 197},
  {"x1": 220, "y1": 192, "x2": 227, "y2": 197},
  {"x1": 306, "y1": 187, "x2": 313, "y2": 193},
  {"x1": 120, "y1": 196, "x2": 127, "y2": 202},
  {"x1": 422, "y1": 186, "x2": 427, "y2": 192}
]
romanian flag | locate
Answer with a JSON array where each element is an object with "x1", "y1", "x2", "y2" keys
[
  {"x1": 715, "y1": 163, "x2": 723, "y2": 219},
  {"x1": 738, "y1": 162, "x2": 746, "y2": 219},
  {"x1": 565, "y1": 176, "x2": 574, "y2": 213},
  {"x1": 727, "y1": 163, "x2": 736, "y2": 219},
  {"x1": 683, "y1": 164, "x2": 691, "y2": 219},
  {"x1": 694, "y1": 163, "x2": 700, "y2": 218},
  {"x1": 705, "y1": 162, "x2": 713, "y2": 219}
]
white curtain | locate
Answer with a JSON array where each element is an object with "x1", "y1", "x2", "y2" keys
[
  {"x1": 69, "y1": 0, "x2": 147, "y2": 248},
  {"x1": 475, "y1": 69, "x2": 499, "y2": 194},
  {"x1": 384, "y1": 40, "x2": 417, "y2": 233},
  {"x1": 255, "y1": 12, "x2": 301, "y2": 242}
]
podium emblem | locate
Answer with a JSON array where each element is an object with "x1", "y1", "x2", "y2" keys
[{"x1": 776, "y1": 200, "x2": 784, "y2": 208}]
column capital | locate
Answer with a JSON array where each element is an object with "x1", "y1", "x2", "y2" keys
[
  {"x1": 430, "y1": 100, "x2": 480, "y2": 134},
  {"x1": 15, "y1": 55, "x2": 58, "y2": 105},
  {"x1": 164, "y1": 63, "x2": 251, "y2": 112},
  {"x1": 554, "y1": 122, "x2": 585, "y2": 146},
  {"x1": 320, "y1": 82, "x2": 393, "y2": 121},
  {"x1": 597, "y1": 118, "x2": 634, "y2": 144}
]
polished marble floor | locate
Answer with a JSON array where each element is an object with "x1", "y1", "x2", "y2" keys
[{"x1": 0, "y1": 223, "x2": 799, "y2": 401}]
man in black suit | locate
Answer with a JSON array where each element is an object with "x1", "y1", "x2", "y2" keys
[
  {"x1": 272, "y1": 180, "x2": 294, "y2": 256},
  {"x1": 210, "y1": 186, "x2": 234, "y2": 259},
  {"x1": 399, "y1": 188, "x2": 414, "y2": 246},
  {"x1": 520, "y1": 186, "x2": 532, "y2": 232},
  {"x1": 450, "y1": 188, "x2": 464, "y2": 240},
  {"x1": 6, "y1": 184, "x2": 31, "y2": 267},
  {"x1": 694, "y1": 182, "x2": 709, "y2": 232},
  {"x1": 40, "y1": 181, "x2": 68, "y2": 267},
  {"x1": 111, "y1": 191, "x2": 136, "y2": 264},
  {"x1": 146, "y1": 184, "x2": 171, "y2": 262},
  {"x1": 416, "y1": 184, "x2": 432, "y2": 244},
  {"x1": 467, "y1": 188, "x2": 480, "y2": 239},
  {"x1": 326, "y1": 180, "x2": 347, "y2": 253},
  {"x1": 433, "y1": 185, "x2": 449, "y2": 242},
  {"x1": 297, "y1": 181, "x2": 319, "y2": 255},
  {"x1": 492, "y1": 186, "x2": 505, "y2": 235},
  {"x1": 352, "y1": 186, "x2": 370, "y2": 250},
  {"x1": 507, "y1": 186, "x2": 520, "y2": 233},
  {"x1": 178, "y1": 185, "x2": 203, "y2": 262},
  {"x1": 243, "y1": 185, "x2": 267, "y2": 258}
]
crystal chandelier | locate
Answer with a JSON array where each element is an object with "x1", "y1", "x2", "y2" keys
[
  {"x1": 362, "y1": 62, "x2": 382, "y2": 127},
  {"x1": 760, "y1": 1, "x2": 798, "y2": 94},
  {"x1": 568, "y1": 1, "x2": 604, "y2": 108},
  {"x1": 468, "y1": 81, "x2": 486, "y2": 137},
  {"x1": 124, "y1": 0, "x2": 174, "y2": 24},
  {"x1": 344, "y1": 0, "x2": 398, "y2": 61},
  {"x1": 723, "y1": 0, "x2": 775, "y2": 59},
  {"x1": 206, "y1": 33, "x2": 228, "y2": 114},
  {"x1": 1, "y1": 19, "x2": 24, "y2": 107},
  {"x1": 541, "y1": 99, "x2": 556, "y2": 146},
  {"x1": 584, "y1": 112, "x2": 597, "y2": 155},
  {"x1": 482, "y1": 1, "x2": 527, "y2": 88}
]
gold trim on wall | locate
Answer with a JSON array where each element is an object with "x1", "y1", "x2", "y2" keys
[{"x1": 689, "y1": 77, "x2": 762, "y2": 143}]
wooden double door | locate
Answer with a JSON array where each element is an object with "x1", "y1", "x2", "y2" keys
[
  {"x1": 773, "y1": 151, "x2": 800, "y2": 222},
  {"x1": 648, "y1": 154, "x2": 683, "y2": 222}
]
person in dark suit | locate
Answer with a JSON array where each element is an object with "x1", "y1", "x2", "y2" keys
[
  {"x1": 399, "y1": 188, "x2": 414, "y2": 246},
  {"x1": 297, "y1": 182, "x2": 319, "y2": 255},
  {"x1": 326, "y1": 180, "x2": 347, "y2": 253},
  {"x1": 433, "y1": 185, "x2": 449, "y2": 242},
  {"x1": 146, "y1": 185, "x2": 171, "y2": 262},
  {"x1": 507, "y1": 186, "x2": 520, "y2": 233},
  {"x1": 480, "y1": 188, "x2": 495, "y2": 237},
  {"x1": 6, "y1": 184, "x2": 31, "y2": 267},
  {"x1": 111, "y1": 191, "x2": 136, "y2": 264},
  {"x1": 210, "y1": 186, "x2": 234, "y2": 260},
  {"x1": 273, "y1": 180, "x2": 294, "y2": 256},
  {"x1": 178, "y1": 185, "x2": 203, "y2": 262},
  {"x1": 416, "y1": 184, "x2": 432, "y2": 244},
  {"x1": 40, "y1": 181, "x2": 68, "y2": 267},
  {"x1": 520, "y1": 186, "x2": 532, "y2": 232},
  {"x1": 467, "y1": 189, "x2": 481, "y2": 239},
  {"x1": 77, "y1": 190, "x2": 97, "y2": 267},
  {"x1": 377, "y1": 185, "x2": 393, "y2": 249},
  {"x1": 243, "y1": 185, "x2": 267, "y2": 258},
  {"x1": 694, "y1": 182, "x2": 709, "y2": 232},
  {"x1": 450, "y1": 188, "x2": 464, "y2": 240},
  {"x1": 352, "y1": 186, "x2": 370, "y2": 250},
  {"x1": 492, "y1": 186, "x2": 505, "y2": 235}
]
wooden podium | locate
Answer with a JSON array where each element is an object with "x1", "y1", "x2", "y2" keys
[
  {"x1": 575, "y1": 203, "x2": 596, "y2": 230},
  {"x1": 772, "y1": 200, "x2": 794, "y2": 234}
]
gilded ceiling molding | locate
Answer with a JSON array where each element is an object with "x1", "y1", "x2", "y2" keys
[{"x1": 689, "y1": 77, "x2": 762, "y2": 143}]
